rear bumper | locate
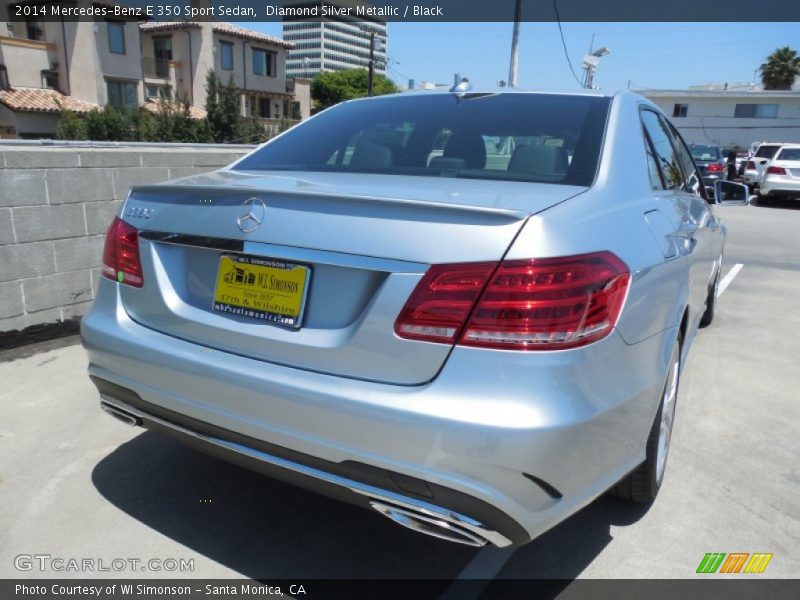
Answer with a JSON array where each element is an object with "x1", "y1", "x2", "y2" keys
[
  {"x1": 760, "y1": 176, "x2": 800, "y2": 197},
  {"x1": 82, "y1": 277, "x2": 675, "y2": 546}
]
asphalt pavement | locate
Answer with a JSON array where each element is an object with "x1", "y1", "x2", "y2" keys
[{"x1": 1, "y1": 199, "x2": 798, "y2": 584}]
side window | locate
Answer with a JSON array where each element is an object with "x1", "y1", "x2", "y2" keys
[
  {"x1": 666, "y1": 123, "x2": 703, "y2": 196},
  {"x1": 640, "y1": 110, "x2": 684, "y2": 190},
  {"x1": 643, "y1": 130, "x2": 665, "y2": 190}
]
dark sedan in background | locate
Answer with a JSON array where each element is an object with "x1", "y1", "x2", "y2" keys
[{"x1": 690, "y1": 144, "x2": 727, "y2": 194}]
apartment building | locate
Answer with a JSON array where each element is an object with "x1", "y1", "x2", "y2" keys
[
  {"x1": 0, "y1": 0, "x2": 142, "y2": 137},
  {"x1": 138, "y1": 21, "x2": 307, "y2": 124},
  {"x1": 0, "y1": 3, "x2": 310, "y2": 138},
  {"x1": 283, "y1": 0, "x2": 387, "y2": 78}
]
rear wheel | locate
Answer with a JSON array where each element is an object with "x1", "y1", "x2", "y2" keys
[{"x1": 613, "y1": 335, "x2": 681, "y2": 503}]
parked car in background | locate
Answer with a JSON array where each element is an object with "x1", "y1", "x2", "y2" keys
[
  {"x1": 689, "y1": 144, "x2": 727, "y2": 195},
  {"x1": 759, "y1": 144, "x2": 800, "y2": 203},
  {"x1": 743, "y1": 143, "x2": 785, "y2": 189},
  {"x1": 82, "y1": 90, "x2": 747, "y2": 548}
]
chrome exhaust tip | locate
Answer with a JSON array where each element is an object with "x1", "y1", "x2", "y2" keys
[
  {"x1": 369, "y1": 501, "x2": 488, "y2": 547},
  {"x1": 100, "y1": 402, "x2": 142, "y2": 427}
]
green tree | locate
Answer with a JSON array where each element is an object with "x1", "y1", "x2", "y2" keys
[
  {"x1": 55, "y1": 109, "x2": 87, "y2": 140},
  {"x1": 311, "y1": 68, "x2": 398, "y2": 110},
  {"x1": 760, "y1": 46, "x2": 800, "y2": 90},
  {"x1": 205, "y1": 70, "x2": 242, "y2": 143}
]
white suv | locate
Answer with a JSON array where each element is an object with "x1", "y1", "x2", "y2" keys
[{"x1": 759, "y1": 144, "x2": 800, "y2": 203}]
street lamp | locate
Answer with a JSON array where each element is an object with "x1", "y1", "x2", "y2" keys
[{"x1": 582, "y1": 46, "x2": 610, "y2": 89}]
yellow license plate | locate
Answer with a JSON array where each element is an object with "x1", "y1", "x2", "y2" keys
[{"x1": 213, "y1": 254, "x2": 310, "y2": 328}]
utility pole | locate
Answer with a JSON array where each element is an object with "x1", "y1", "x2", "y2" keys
[
  {"x1": 508, "y1": 0, "x2": 522, "y2": 87},
  {"x1": 368, "y1": 31, "x2": 375, "y2": 96}
]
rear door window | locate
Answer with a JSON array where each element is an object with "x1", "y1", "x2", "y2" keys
[
  {"x1": 755, "y1": 145, "x2": 780, "y2": 159},
  {"x1": 776, "y1": 148, "x2": 800, "y2": 161},
  {"x1": 640, "y1": 110, "x2": 684, "y2": 190}
]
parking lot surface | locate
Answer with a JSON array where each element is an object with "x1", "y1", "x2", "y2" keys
[{"x1": 1, "y1": 200, "x2": 799, "y2": 583}]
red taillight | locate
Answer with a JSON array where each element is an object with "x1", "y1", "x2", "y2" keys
[
  {"x1": 706, "y1": 163, "x2": 724, "y2": 173},
  {"x1": 766, "y1": 166, "x2": 786, "y2": 175},
  {"x1": 102, "y1": 217, "x2": 143, "y2": 287},
  {"x1": 746, "y1": 161, "x2": 756, "y2": 170},
  {"x1": 395, "y1": 251, "x2": 630, "y2": 351},
  {"x1": 394, "y1": 262, "x2": 496, "y2": 344}
]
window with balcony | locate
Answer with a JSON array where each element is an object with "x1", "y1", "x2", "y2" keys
[
  {"x1": 106, "y1": 79, "x2": 138, "y2": 111},
  {"x1": 734, "y1": 103, "x2": 779, "y2": 118},
  {"x1": 253, "y1": 48, "x2": 276, "y2": 76},
  {"x1": 153, "y1": 37, "x2": 173, "y2": 78},
  {"x1": 107, "y1": 21, "x2": 126, "y2": 54},
  {"x1": 220, "y1": 41, "x2": 234, "y2": 70}
]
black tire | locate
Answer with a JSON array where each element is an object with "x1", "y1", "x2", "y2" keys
[
  {"x1": 699, "y1": 267, "x2": 720, "y2": 328},
  {"x1": 757, "y1": 193, "x2": 770, "y2": 206},
  {"x1": 613, "y1": 335, "x2": 681, "y2": 503}
]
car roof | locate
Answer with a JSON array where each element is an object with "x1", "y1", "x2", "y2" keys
[{"x1": 350, "y1": 87, "x2": 620, "y2": 102}]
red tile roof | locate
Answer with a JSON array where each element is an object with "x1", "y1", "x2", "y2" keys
[
  {"x1": 0, "y1": 87, "x2": 99, "y2": 114},
  {"x1": 143, "y1": 98, "x2": 207, "y2": 120}
]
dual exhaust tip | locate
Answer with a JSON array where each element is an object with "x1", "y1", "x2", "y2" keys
[
  {"x1": 101, "y1": 402, "x2": 142, "y2": 427},
  {"x1": 99, "y1": 401, "x2": 490, "y2": 548}
]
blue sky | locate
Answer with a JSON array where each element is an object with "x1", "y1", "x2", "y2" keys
[{"x1": 250, "y1": 21, "x2": 798, "y2": 91}]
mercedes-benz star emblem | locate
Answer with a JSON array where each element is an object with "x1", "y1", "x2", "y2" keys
[{"x1": 236, "y1": 197, "x2": 266, "y2": 233}]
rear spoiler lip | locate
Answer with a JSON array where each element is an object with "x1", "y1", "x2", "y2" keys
[{"x1": 129, "y1": 183, "x2": 538, "y2": 222}]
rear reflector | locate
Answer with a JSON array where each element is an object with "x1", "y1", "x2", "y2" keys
[
  {"x1": 706, "y1": 163, "x2": 724, "y2": 173},
  {"x1": 766, "y1": 166, "x2": 787, "y2": 175},
  {"x1": 395, "y1": 251, "x2": 630, "y2": 351},
  {"x1": 746, "y1": 161, "x2": 756, "y2": 170},
  {"x1": 102, "y1": 217, "x2": 143, "y2": 287}
]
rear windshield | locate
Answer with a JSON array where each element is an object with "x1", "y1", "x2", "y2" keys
[
  {"x1": 690, "y1": 145, "x2": 721, "y2": 160},
  {"x1": 235, "y1": 93, "x2": 611, "y2": 186},
  {"x1": 777, "y1": 148, "x2": 800, "y2": 161},
  {"x1": 755, "y1": 145, "x2": 780, "y2": 159}
]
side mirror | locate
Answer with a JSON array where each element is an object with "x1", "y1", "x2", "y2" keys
[{"x1": 713, "y1": 180, "x2": 749, "y2": 205}]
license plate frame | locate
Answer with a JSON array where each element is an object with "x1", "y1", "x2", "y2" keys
[{"x1": 212, "y1": 253, "x2": 311, "y2": 329}]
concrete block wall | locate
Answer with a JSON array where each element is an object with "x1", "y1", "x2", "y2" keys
[{"x1": 0, "y1": 144, "x2": 252, "y2": 333}]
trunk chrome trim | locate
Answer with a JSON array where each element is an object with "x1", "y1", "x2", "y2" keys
[
  {"x1": 137, "y1": 231, "x2": 429, "y2": 274},
  {"x1": 98, "y1": 398, "x2": 513, "y2": 548}
]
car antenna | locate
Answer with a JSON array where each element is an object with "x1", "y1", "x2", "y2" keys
[{"x1": 450, "y1": 77, "x2": 473, "y2": 102}]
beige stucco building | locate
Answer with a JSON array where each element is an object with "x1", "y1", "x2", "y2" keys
[
  {"x1": 138, "y1": 21, "x2": 308, "y2": 125},
  {"x1": 0, "y1": 3, "x2": 310, "y2": 138},
  {"x1": 0, "y1": 1, "x2": 144, "y2": 137}
]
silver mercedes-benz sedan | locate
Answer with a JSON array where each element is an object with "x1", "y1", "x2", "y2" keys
[{"x1": 82, "y1": 89, "x2": 746, "y2": 548}]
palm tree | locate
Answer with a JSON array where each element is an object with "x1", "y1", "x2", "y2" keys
[{"x1": 759, "y1": 46, "x2": 800, "y2": 90}]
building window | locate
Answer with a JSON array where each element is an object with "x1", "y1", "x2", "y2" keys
[
  {"x1": 106, "y1": 80, "x2": 138, "y2": 111},
  {"x1": 253, "y1": 48, "x2": 276, "y2": 76},
  {"x1": 220, "y1": 41, "x2": 234, "y2": 70},
  {"x1": 672, "y1": 103, "x2": 688, "y2": 118},
  {"x1": 106, "y1": 21, "x2": 126, "y2": 54},
  {"x1": 0, "y1": 65, "x2": 9, "y2": 90},
  {"x1": 25, "y1": 18, "x2": 44, "y2": 41},
  {"x1": 256, "y1": 97, "x2": 268, "y2": 117},
  {"x1": 734, "y1": 103, "x2": 779, "y2": 118},
  {"x1": 42, "y1": 71, "x2": 59, "y2": 90},
  {"x1": 153, "y1": 37, "x2": 173, "y2": 78},
  {"x1": 146, "y1": 84, "x2": 170, "y2": 99}
]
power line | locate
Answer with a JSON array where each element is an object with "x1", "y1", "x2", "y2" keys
[{"x1": 553, "y1": 0, "x2": 584, "y2": 87}]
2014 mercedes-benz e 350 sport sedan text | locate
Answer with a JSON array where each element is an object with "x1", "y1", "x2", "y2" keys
[{"x1": 82, "y1": 89, "x2": 746, "y2": 547}]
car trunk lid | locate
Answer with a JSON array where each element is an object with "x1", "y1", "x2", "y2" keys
[{"x1": 118, "y1": 170, "x2": 586, "y2": 385}]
